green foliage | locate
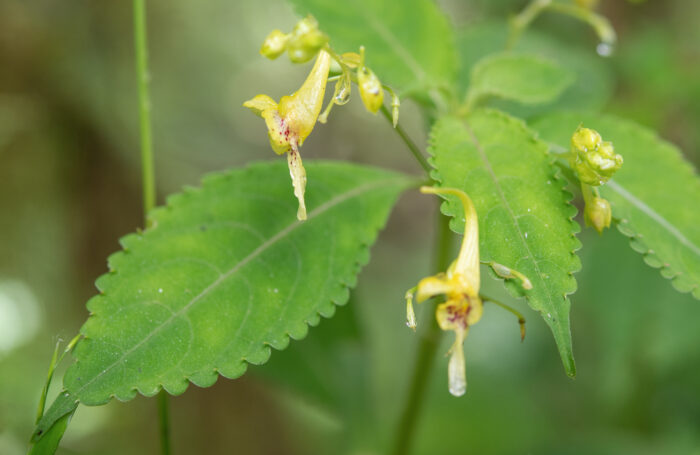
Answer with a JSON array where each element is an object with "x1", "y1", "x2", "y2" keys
[
  {"x1": 429, "y1": 110, "x2": 582, "y2": 376},
  {"x1": 465, "y1": 52, "x2": 575, "y2": 108},
  {"x1": 53, "y1": 161, "x2": 410, "y2": 407},
  {"x1": 28, "y1": 409, "x2": 74, "y2": 455},
  {"x1": 532, "y1": 112, "x2": 700, "y2": 299},
  {"x1": 288, "y1": 0, "x2": 456, "y2": 99},
  {"x1": 457, "y1": 22, "x2": 613, "y2": 116}
]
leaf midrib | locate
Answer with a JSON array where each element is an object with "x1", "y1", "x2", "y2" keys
[
  {"x1": 607, "y1": 180, "x2": 700, "y2": 257},
  {"x1": 461, "y1": 118, "x2": 556, "y2": 312},
  {"x1": 69, "y1": 177, "x2": 406, "y2": 397}
]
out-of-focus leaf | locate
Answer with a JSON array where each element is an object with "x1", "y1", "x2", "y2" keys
[
  {"x1": 288, "y1": 0, "x2": 456, "y2": 100},
  {"x1": 532, "y1": 111, "x2": 700, "y2": 299},
  {"x1": 429, "y1": 110, "x2": 582, "y2": 376},
  {"x1": 465, "y1": 52, "x2": 574, "y2": 108},
  {"x1": 457, "y1": 22, "x2": 613, "y2": 117}
]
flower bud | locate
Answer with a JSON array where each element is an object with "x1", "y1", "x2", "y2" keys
[
  {"x1": 286, "y1": 16, "x2": 328, "y2": 63},
  {"x1": 570, "y1": 127, "x2": 623, "y2": 185},
  {"x1": 260, "y1": 29, "x2": 289, "y2": 60},
  {"x1": 358, "y1": 66, "x2": 384, "y2": 114},
  {"x1": 584, "y1": 196, "x2": 612, "y2": 234}
]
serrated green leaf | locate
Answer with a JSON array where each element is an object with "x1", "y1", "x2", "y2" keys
[
  {"x1": 465, "y1": 52, "x2": 575, "y2": 109},
  {"x1": 429, "y1": 110, "x2": 582, "y2": 376},
  {"x1": 56, "y1": 161, "x2": 410, "y2": 407},
  {"x1": 531, "y1": 112, "x2": 700, "y2": 299},
  {"x1": 287, "y1": 0, "x2": 456, "y2": 100}
]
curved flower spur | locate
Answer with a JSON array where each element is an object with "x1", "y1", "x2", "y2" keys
[
  {"x1": 406, "y1": 186, "x2": 531, "y2": 396},
  {"x1": 244, "y1": 16, "x2": 400, "y2": 220}
]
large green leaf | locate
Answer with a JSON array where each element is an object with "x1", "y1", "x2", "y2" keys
[
  {"x1": 52, "y1": 160, "x2": 410, "y2": 408},
  {"x1": 465, "y1": 52, "x2": 574, "y2": 108},
  {"x1": 288, "y1": 0, "x2": 456, "y2": 100},
  {"x1": 532, "y1": 112, "x2": 700, "y2": 299},
  {"x1": 429, "y1": 110, "x2": 582, "y2": 376}
]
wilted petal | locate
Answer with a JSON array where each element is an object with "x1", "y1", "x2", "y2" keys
[{"x1": 287, "y1": 148, "x2": 307, "y2": 220}]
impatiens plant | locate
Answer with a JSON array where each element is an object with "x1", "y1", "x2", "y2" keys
[{"x1": 27, "y1": 0, "x2": 700, "y2": 454}]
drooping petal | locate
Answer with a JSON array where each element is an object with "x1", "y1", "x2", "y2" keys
[
  {"x1": 405, "y1": 289, "x2": 417, "y2": 330},
  {"x1": 447, "y1": 328, "x2": 467, "y2": 397},
  {"x1": 287, "y1": 148, "x2": 307, "y2": 220}
]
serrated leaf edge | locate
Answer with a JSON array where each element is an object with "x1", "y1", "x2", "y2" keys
[
  {"x1": 427, "y1": 109, "x2": 582, "y2": 376},
  {"x1": 67, "y1": 160, "x2": 411, "y2": 405}
]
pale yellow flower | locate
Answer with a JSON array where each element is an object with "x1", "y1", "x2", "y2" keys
[{"x1": 243, "y1": 50, "x2": 331, "y2": 220}]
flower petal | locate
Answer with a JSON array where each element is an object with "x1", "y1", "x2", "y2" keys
[
  {"x1": 415, "y1": 274, "x2": 451, "y2": 303},
  {"x1": 287, "y1": 148, "x2": 307, "y2": 220},
  {"x1": 243, "y1": 94, "x2": 278, "y2": 117}
]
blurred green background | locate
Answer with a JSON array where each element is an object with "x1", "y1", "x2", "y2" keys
[{"x1": 1, "y1": 0, "x2": 699, "y2": 453}]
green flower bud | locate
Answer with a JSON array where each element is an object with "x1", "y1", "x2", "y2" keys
[
  {"x1": 584, "y1": 196, "x2": 612, "y2": 234},
  {"x1": 358, "y1": 66, "x2": 384, "y2": 114},
  {"x1": 260, "y1": 29, "x2": 289, "y2": 60},
  {"x1": 570, "y1": 127, "x2": 623, "y2": 185},
  {"x1": 286, "y1": 15, "x2": 328, "y2": 63}
]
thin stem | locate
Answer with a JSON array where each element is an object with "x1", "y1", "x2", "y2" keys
[
  {"x1": 380, "y1": 105, "x2": 432, "y2": 174},
  {"x1": 157, "y1": 391, "x2": 172, "y2": 455},
  {"x1": 507, "y1": 0, "x2": 552, "y2": 50},
  {"x1": 481, "y1": 295, "x2": 527, "y2": 342},
  {"x1": 133, "y1": 1, "x2": 170, "y2": 454},
  {"x1": 390, "y1": 211, "x2": 452, "y2": 455},
  {"x1": 134, "y1": 0, "x2": 156, "y2": 222}
]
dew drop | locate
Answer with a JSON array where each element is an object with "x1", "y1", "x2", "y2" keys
[
  {"x1": 158, "y1": 288, "x2": 163, "y2": 294},
  {"x1": 273, "y1": 288, "x2": 279, "y2": 294},
  {"x1": 524, "y1": 232, "x2": 528, "y2": 239},
  {"x1": 596, "y1": 42, "x2": 614, "y2": 57}
]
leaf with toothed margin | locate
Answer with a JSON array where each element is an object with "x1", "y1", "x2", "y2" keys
[
  {"x1": 429, "y1": 110, "x2": 582, "y2": 376},
  {"x1": 532, "y1": 111, "x2": 700, "y2": 300},
  {"x1": 50, "y1": 161, "x2": 410, "y2": 410}
]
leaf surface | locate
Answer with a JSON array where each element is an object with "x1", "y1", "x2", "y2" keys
[
  {"x1": 466, "y1": 52, "x2": 574, "y2": 108},
  {"x1": 457, "y1": 22, "x2": 613, "y2": 117},
  {"x1": 532, "y1": 111, "x2": 700, "y2": 299},
  {"x1": 59, "y1": 161, "x2": 411, "y2": 406},
  {"x1": 288, "y1": 0, "x2": 456, "y2": 100},
  {"x1": 429, "y1": 110, "x2": 581, "y2": 375}
]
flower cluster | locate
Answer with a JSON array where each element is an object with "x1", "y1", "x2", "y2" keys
[
  {"x1": 569, "y1": 126, "x2": 623, "y2": 234},
  {"x1": 244, "y1": 16, "x2": 399, "y2": 220},
  {"x1": 570, "y1": 126, "x2": 623, "y2": 186}
]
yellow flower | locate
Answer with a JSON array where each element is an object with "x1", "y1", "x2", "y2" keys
[
  {"x1": 406, "y1": 186, "x2": 482, "y2": 397},
  {"x1": 243, "y1": 50, "x2": 331, "y2": 220}
]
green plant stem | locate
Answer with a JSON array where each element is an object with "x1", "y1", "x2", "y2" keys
[
  {"x1": 507, "y1": 0, "x2": 552, "y2": 50},
  {"x1": 157, "y1": 391, "x2": 172, "y2": 455},
  {"x1": 390, "y1": 211, "x2": 452, "y2": 455},
  {"x1": 133, "y1": 1, "x2": 170, "y2": 454},
  {"x1": 380, "y1": 105, "x2": 432, "y2": 174},
  {"x1": 134, "y1": 0, "x2": 156, "y2": 221}
]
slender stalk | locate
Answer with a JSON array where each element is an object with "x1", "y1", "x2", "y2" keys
[
  {"x1": 134, "y1": 0, "x2": 156, "y2": 221},
  {"x1": 507, "y1": 0, "x2": 552, "y2": 50},
  {"x1": 390, "y1": 212, "x2": 452, "y2": 455},
  {"x1": 133, "y1": 1, "x2": 170, "y2": 454},
  {"x1": 157, "y1": 391, "x2": 172, "y2": 455},
  {"x1": 380, "y1": 105, "x2": 432, "y2": 174}
]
